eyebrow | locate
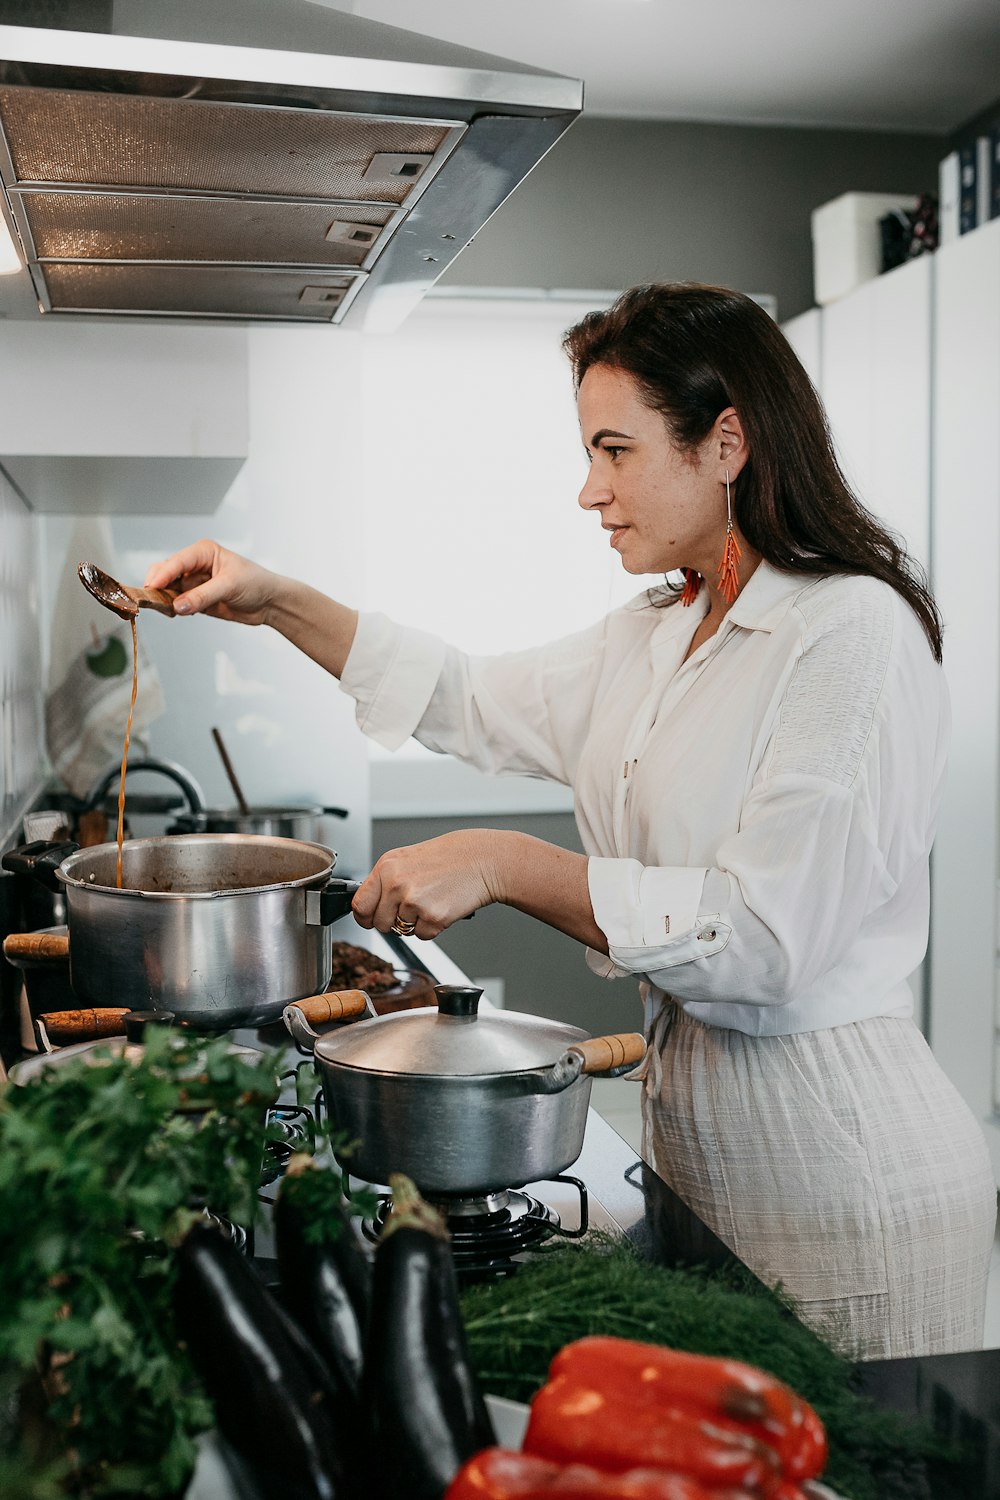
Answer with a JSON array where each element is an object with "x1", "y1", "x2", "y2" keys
[{"x1": 588, "y1": 427, "x2": 633, "y2": 446}]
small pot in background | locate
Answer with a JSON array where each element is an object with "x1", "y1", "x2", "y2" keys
[{"x1": 168, "y1": 805, "x2": 348, "y2": 842}]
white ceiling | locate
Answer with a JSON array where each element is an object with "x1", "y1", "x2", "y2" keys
[{"x1": 334, "y1": 0, "x2": 1000, "y2": 134}]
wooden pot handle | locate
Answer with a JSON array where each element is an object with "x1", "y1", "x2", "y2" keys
[
  {"x1": 37, "y1": 1008, "x2": 129, "y2": 1043},
  {"x1": 4, "y1": 931, "x2": 70, "y2": 962},
  {"x1": 288, "y1": 991, "x2": 370, "y2": 1024},
  {"x1": 572, "y1": 1032, "x2": 646, "y2": 1075}
]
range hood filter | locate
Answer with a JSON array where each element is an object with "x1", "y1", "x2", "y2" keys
[{"x1": 0, "y1": 2, "x2": 582, "y2": 328}]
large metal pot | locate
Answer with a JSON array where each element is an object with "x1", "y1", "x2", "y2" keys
[
  {"x1": 2, "y1": 836, "x2": 359, "y2": 1031},
  {"x1": 284, "y1": 984, "x2": 645, "y2": 1197}
]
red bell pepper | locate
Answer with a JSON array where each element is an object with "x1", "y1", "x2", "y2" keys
[
  {"x1": 445, "y1": 1446, "x2": 763, "y2": 1500},
  {"x1": 524, "y1": 1374, "x2": 783, "y2": 1494},
  {"x1": 533, "y1": 1338, "x2": 827, "y2": 1483}
]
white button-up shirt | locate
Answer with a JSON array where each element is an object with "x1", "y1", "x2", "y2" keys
[{"x1": 340, "y1": 562, "x2": 949, "y2": 1036}]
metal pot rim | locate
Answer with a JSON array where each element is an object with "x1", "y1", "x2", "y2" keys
[
  {"x1": 200, "y1": 804, "x2": 325, "y2": 818},
  {"x1": 313, "y1": 1057, "x2": 584, "y2": 1083},
  {"x1": 56, "y1": 833, "x2": 337, "y2": 899}
]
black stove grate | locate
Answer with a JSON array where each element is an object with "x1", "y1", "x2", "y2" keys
[
  {"x1": 260, "y1": 1103, "x2": 315, "y2": 1186},
  {"x1": 363, "y1": 1174, "x2": 589, "y2": 1283}
]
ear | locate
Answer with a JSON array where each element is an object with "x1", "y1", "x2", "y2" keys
[{"x1": 712, "y1": 407, "x2": 749, "y2": 481}]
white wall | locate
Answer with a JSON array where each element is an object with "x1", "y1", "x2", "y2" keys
[
  {"x1": 40, "y1": 324, "x2": 372, "y2": 877},
  {"x1": 0, "y1": 472, "x2": 44, "y2": 847}
]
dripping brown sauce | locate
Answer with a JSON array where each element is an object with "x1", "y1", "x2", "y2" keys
[{"x1": 116, "y1": 618, "x2": 138, "y2": 889}]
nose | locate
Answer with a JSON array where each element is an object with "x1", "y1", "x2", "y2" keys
[{"x1": 578, "y1": 461, "x2": 612, "y2": 512}]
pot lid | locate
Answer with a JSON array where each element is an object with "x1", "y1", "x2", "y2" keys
[{"x1": 314, "y1": 985, "x2": 589, "y2": 1078}]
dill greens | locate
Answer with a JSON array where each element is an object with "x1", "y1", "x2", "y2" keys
[{"x1": 459, "y1": 1235, "x2": 961, "y2": 1500}]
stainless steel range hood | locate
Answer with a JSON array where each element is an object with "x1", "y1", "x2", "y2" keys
[{"x1": 0, "y1": 1, "x2": 582, "y2": 330}]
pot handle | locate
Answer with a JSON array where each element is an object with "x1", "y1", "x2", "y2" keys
[
  {"x1": 36, "y1": 1007, "x2": 130, "y2": 1049},
  {"x1": 3, "y1": 931, "x2": 71, "y2": 963},
  {"x1": 306, "y1": 879, "x2": 361, "y2": 926},
  {"x1": 322, "y1": 806, "x2": 349, "y2": 819},
  {"x1": 282, "y1": 989, "x2": 375, "y2": 1053},
  {"x1": 84, "y1": 756, "x2": 206, "y2": 817},
  {"x1": 572, "y1": 1033, "x2": 647, "y2": 1077},
  {"x1": 2, "y1": 840, "x2": 80, "y2": 892},
  {"x1": 517, "y1": 1031, "x2": 647, "y2": 1098}
]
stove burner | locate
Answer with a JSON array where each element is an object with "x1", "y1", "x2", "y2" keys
[
  {"x1": 260, "y1": 1103, "x2": 315, "y2": 1186},
  {"x1": 363, "y1": 1175, "x2": 589, "y2": 1283}
]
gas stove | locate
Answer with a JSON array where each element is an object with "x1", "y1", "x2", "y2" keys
[{"x1": 361, "y1": 1174, "x2": 590, "y2": 1283}]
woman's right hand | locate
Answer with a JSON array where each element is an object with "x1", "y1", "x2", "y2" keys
[{"x1": 144, "y1": 539, "x2": 285, "y2": 626}]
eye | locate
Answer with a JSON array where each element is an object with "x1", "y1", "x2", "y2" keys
[{"x1": 603, "y1": 444, "x2": 625, "y2": 460}]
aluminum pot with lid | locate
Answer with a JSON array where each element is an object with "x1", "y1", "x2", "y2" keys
[
  {"x1": 284, "y1": 984, "x2": 645, "y2": 1197},
  {"x1": 2, "y1": 836, "x2": 360, "y2": 1031}
]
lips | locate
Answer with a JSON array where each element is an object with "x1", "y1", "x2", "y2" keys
[{"x1": 603, "y1": 523, "x2": 629, "y2": 549}]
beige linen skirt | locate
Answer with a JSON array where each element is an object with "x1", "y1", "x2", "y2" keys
[{"x1": 639, "y1": 1004, "x2": 998, "y2": 1360}]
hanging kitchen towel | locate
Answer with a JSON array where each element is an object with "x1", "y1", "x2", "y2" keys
[{"x1": 45, "y1": 517, "x2": 166, "y2": 798}]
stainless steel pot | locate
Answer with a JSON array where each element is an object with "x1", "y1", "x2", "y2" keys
[
  {"x1": 284, "y1": 984, "x2": 646, "y2": 1197},
  {"x1": 169, "y1": 804, "x2": 348, "y2": 841},
  {"x1": 2, "y1": 836, "x2": 359, "y2": 1031}
]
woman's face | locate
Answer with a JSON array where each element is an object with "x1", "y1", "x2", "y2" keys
[{"x1": 576, "y1": 363, "x2": 723, "y2": 578}]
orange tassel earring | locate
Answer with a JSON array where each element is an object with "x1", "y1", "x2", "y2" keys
[
  {"x1": 717, "y1": 469, "x2": 742, "y2": 605},
  {"x1": 679, "y1": 568, "x2": 701, "y2": 606}
]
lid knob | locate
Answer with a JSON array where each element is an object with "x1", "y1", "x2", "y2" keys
[{"x1": 434, "y1": 985, "x2": 482, "y2": 1019}]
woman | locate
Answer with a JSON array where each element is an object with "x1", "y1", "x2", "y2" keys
[{"x1": 147, "y1": 283, "x2": 997, "y2": 1360}]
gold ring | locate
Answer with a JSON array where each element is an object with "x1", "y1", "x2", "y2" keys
[{"x1": 391, "y1": 916, "x2": 417, "y2": 937}]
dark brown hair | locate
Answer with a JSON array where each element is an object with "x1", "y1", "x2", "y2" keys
[{"x1": 563, "y1": 283, "x2": 942, "y2": 661}]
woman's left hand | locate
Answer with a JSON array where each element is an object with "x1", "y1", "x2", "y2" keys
[{"x1": 351, "y1": 829, "x2": 510, "y2": 939}]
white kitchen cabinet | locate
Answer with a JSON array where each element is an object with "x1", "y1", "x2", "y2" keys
[
  {"x1": 927, "y1": 216, "x2": 1000, "y2": 1173},
  {"x1": 784, "y1": 245, "x2": 1000, "y2": 1163},
  {"x1": 0, "y1": 322, "x2": 247, "y2": 514},
  {"x1": 784, "y1": 261, "x2": 935, "y2": 1029},
  {"x1": 819, "y1": 254, "x2": 932, "y2": 573},
  {"x1": 781, "y1": 306, "x2": 822, "y2": 389}
]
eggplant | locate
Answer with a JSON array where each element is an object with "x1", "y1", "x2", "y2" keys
[
  {"x1": 363, "y1": 1173, "x2": 496, "y2": 1500},
  {"x1": 173, "y1": 1220, "x2": 350, "y2": 1500},
  {"x1": 274, "y1": 1156, "x2": 372, "y2": 1408}
]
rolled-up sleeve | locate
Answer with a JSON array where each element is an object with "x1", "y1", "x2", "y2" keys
[
  {"x1": 588, "y1": 858, "x2": 709, "y2": 955},
  {"x1": 587, "y1": 773, "x2": 895, "y2": 1005}
]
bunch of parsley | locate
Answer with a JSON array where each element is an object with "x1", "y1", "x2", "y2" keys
[{"x1": 0, "y1": 1028, "x2": 283, "y2": 1498}]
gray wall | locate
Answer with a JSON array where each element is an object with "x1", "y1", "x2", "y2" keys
[
  {"x1": 372, "y1": 812, "x2": 644, "y2": 1036},
  {"x1": 442, "y1": 117, "x2": 944, "y2": 320}
]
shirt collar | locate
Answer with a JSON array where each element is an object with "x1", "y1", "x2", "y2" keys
[{"x1": 725, "y1": 560, "x2": 815, "y2": 632}]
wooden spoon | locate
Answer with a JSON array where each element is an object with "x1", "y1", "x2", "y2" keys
[
  {"x1": 211, "y1": 726, "x2": 251, "y2": 816},
  {"x1": 78, "y1": 560, "x2": 179, "y2": 620}
]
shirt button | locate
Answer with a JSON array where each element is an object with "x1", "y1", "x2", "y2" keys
[{"x1": 699, "y1": 928, "x2": 717, "y2": 942}]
